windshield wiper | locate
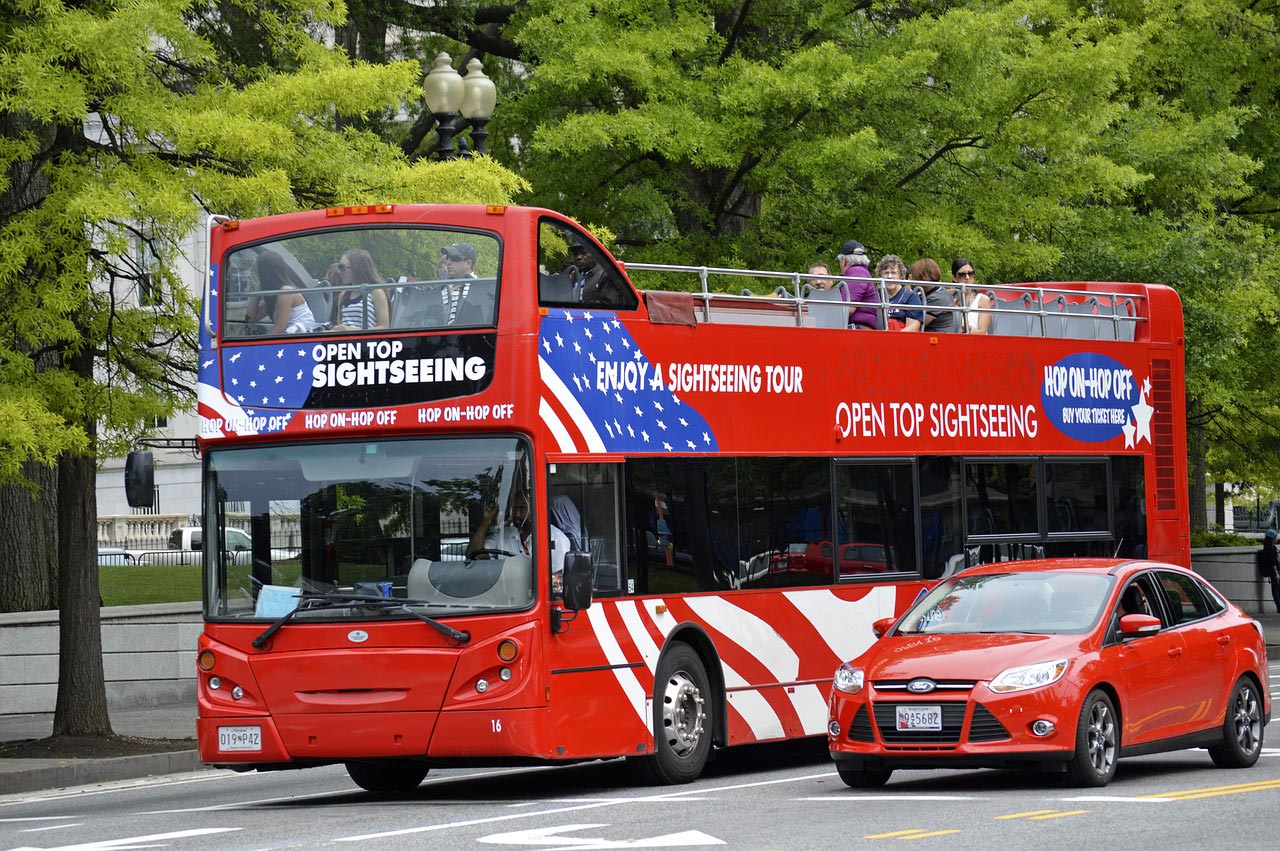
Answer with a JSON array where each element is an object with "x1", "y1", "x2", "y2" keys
[{"x1": 252, "y1": 594, "x2": 470, "y2": 649}]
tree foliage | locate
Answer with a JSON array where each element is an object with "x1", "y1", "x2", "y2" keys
[{"x1": 0, "y1": 0, "x2": 524, "y2": 733}]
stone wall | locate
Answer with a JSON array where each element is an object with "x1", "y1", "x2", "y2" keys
[
  {"x1": 0, "y1": 602, "x2": 200, "y2": 716},
  {"x1": 1191, "y1": 546, "x2": 1270, "y2": 616}
]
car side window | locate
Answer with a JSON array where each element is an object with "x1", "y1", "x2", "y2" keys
[{"x1": 1155, "y1": 571, "x2": 1215, "y2": 625}]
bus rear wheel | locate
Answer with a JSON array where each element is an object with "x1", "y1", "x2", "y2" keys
[
  {"x1": 630, "y1": 643, "x2": 714, "y2": 785},
  {"x1": 344, "y1": 759, "x2": 429, "y2": 794}
]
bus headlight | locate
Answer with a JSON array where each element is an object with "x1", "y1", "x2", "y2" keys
[{"x1": 833, "y1": 663, "x2": 865, "y2": 695}]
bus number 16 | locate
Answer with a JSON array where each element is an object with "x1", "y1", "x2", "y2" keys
[{"x1": 491, "y1": 719, "x2": 502, "y2": 733}]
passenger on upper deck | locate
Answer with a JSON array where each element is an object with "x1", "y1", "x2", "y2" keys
[
  {"x1": 332, "y1": 248, "x2": 390, "y2": 331},
  {"x1": 806, "y1": 262, "x2": 843, "y2": 295},
  {"x1": 836, "y1": 240, "x2": 880, "y2": 330},
  {"x1": 244, "y1": 250, "x2": 318, "y2": 334},
  {"x1": 953, "y1": 257, "x2": 991, "y2": 335},
  {"x1": 878, "y1": 255, "x2": 923, "y2": 332},
  {"x1": 439, "y1": 242, "x2": 479, "y2": 325},
  {"x1": 910, "y1": 258, "x2": 957, "y2": 334}
]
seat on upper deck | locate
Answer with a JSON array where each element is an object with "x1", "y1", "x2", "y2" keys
[{"x1": 803, "y1": 284, "x2": 850, "y2": 329}]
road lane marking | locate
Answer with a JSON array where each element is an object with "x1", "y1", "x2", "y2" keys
[
  {"x1": 334, "y1": 771, "x2": 836, "y2": 841},
  {"x1": 994, "y1": 810, "x2": 1058, "y2": 820},
  {"x1": 1028, "y1": 810, "x2": 1091, "y2": 820},
  {"x1": 1064, "y1": 796, "x2": 1172, "y2": 802},
  {"x1": 900, "y1": 830, "x2": 962, "y2": 839},
  {"x1": 19, "y1": 824, "x2": 83, "y2": 832},
  {"x1": 1145, "y1": 777, "x2": 1280, "y2": 800},
  {"x1": 798, "y1": 796, "x2": 980, "y2": 801},
  {"x1": 866, "y1": 829, "x2": 931, "y2": 839}
]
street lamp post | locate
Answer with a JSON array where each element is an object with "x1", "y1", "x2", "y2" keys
[
  {"x1": 424, "y1": 52, "x2": 464, "y2": 160},
  {"x1": 460, "y1": 58, "x2": 497, "y2": 156}
]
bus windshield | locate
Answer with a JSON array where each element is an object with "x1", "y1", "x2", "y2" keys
[
  {"x1": 222, "y1": 226, "x2": 501, "y2": 337},
  {"x1": 204, "y1": 436, "x2": 535, "y2": 620}
]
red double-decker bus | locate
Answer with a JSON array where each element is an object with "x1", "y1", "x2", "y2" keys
[{"x1": 129, "y1": 204, "x2": 1187, "y2": 791}]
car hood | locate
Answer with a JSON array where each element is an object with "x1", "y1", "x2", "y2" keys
[{"x1": 860, "y1": 633, "x2": 1085, "y2": 682}]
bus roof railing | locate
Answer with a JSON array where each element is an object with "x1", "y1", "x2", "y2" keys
[{"x1": 623, "y1": 263, "x2": 1146, "y2": 341}]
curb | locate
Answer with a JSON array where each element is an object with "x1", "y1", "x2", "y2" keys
[{"x1": 0, "y1": 750, "x2": 203, "y2": 796}]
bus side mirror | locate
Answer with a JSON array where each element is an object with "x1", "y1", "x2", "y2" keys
[
  {"x1": 563, "y1": 552, "x2": 594, "y2": 612},
  {"x1": 125, "y1": 451, "x2": 154, "y2": 508}
]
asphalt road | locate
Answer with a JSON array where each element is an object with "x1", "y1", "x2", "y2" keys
[{"x1": 3, "y1": 667, "x2": 1279, "y2": 851}]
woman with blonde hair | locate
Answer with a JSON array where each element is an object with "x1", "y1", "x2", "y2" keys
[{"x1": 333, "y1": 248, "x2": 390, "y2": 331}]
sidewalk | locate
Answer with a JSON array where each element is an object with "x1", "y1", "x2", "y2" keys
[
  {"x1": 0, "y1": 701, "x2": 200, "y2": 795},
  {"x1": 3, "y1": 614, "x2": 1280, "y2": 796}
]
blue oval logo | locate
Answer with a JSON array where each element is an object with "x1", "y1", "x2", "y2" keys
[
  {"x1": 347, "y1": 630, "x2": 369, "y2": 643},
  {"x1": 906, "y1": 678, "x2": 936, "y2": 694},
  {"x1": 1041, "y1": 353, "x2": 1139, "y2": 443}
]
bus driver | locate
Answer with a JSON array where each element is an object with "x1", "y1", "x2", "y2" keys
[{"x1": 468, "y1": 489, "x2": 570, "y2": 585}]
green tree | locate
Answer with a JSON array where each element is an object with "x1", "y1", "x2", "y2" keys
[{"x1": 0, "y1": 0, "x2": 524, "y2": 738}]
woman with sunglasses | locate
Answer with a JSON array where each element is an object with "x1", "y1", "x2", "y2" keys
[
  {"x1": 952, "y1": 257, "x2": 991, "y2": 334},
  {"x1": 245, "y1": 250, "x2": 318, "y2": 334},
  {"x1": 332, "y1": 248, "x2": 390, "y2": 331}
]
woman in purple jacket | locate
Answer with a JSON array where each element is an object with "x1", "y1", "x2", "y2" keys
[{"x1": 836, "y1": 239, "x2": 881, "y2": 330}]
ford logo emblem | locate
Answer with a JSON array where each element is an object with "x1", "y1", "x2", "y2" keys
[
  {"x1": 906, "y1": 678, "x2": 936, "y2": 694},
  {"x1": 348, "y1": 630, "x2": 369, "y2": 643}
]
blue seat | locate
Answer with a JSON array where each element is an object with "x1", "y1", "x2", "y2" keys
[{"x1": 805, "y1": 285, "x2": 851, "y2": 329}]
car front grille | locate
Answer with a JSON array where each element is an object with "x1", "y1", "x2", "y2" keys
[
  {"x1": 872, "y1": 702, "x2": 967, "y2": 745},
  {"x1": 968, "y1": 703, "x2": 1012, "y2": 742},
  {"x1": 847, "y1": 705, "x2": 875, "y2": 742},
  {"x1": 871, "y1": 679, "x2": 977, "y2": 694}
]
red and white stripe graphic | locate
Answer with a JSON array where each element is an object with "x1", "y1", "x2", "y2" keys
[{"x1": 585, "y1": 586, "x2": 899, "y2": 744}]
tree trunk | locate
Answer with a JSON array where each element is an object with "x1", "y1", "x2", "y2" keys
[
  {"x1": 1188, "y1": 398, "x2": 1207, "y2": 533},
  {"x1": 51, "y1": 338, "x2": 112, "y2": 736},
  {"x1": 52, "y1": 449, "x2": 112, "y2": 736},
  {"x1": 0, "y1": 461, "x2": 59, "y2": 612}
]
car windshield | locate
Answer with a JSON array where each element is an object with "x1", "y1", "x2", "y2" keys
[
  {"x1": 897, "y1": 571, "x2": 1113, "y2": 634},
  {"x1": 204, "y1": 437, "x2": 535, "y2": 620}
]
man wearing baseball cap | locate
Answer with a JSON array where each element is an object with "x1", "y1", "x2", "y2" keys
[{"x1": 439, "y1": 242, "x2": 479, "y2": 324}]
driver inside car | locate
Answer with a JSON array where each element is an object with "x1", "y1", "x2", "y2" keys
[{"x1": 467, "y1": 490, "x2": 570, "y2": 586}]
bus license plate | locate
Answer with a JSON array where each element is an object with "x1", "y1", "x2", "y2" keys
[
  {"x1": 218, "y1": 726, "x2": 262, "y2": 752},
  {"x1": 896, "y1": 705, "x2": 942, "y2": 732}
]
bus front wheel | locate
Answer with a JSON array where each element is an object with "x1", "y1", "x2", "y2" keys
[
  {"x1": 630, "y1": 642, "x2": 714, "y2": 785},
  {"x1": 345, "y1": 759, "x2": 429, "y2": 794}
]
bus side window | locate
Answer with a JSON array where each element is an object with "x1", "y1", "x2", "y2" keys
[
  {"x1": 548, "y1": 462, "x2": 625, "y2": 595},
  {"x1": 537, "y1": 217, "x2": 639, "y2": 312}
]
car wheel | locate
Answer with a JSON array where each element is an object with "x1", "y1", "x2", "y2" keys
[
  {"x1": 344, "y1": 760, "x2": 429, "y2": 793},
  {"x1": 837, "y1": 765, "x2": 892, "y2": 788},
  {"x1": 1208, "y1": 676, "x2": 1264, "y2": 768},
  {"x1": 1066, "y1": 689, "x2": 1118, "y2": 787},
  {"x1": 629, "y1": 643, "x2": 714, "y2": 785}
]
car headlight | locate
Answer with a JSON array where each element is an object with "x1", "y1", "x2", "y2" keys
[
  {"x1": 989, "y1": 659, "x2": 1069, "y2": 693},
  {"x1": 833, "y1": 663, "x2": 865, "y2": 695}
]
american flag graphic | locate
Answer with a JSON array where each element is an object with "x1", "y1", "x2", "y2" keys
[
  {"x1": 197, "y1": 263, "x2": 300, "y2": 438},
  {"x1": 538, "y1": 310, "x2": 720, "y2": 454}
]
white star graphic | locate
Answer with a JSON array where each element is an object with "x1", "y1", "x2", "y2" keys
[
  {"x1": 604, "y1": 343, "x2": 613, "y2": 355},
  {"x1": 657, "y1": 419, "x2": 667, "y2": 431},
  {"x1": 277, "y1": 396, "x2": 285, "y2": 404},
  {"x1": 588, "y1": 352, "x2": 597, "y2": 363},
  {"x1": 601, "y1": 321, "x2": 611, "y2": 334},
  {"x1": 679, "y1": 417, "x2": 688, "y2": 427},
  {"x1": 654, "y1": 400, "x2": 664, "y2": 412},
  {"x1": 297, "y1": 348, "x2": 307, "y2": 357},
  {"x1": 634, "y1": 405, "x2": 644, "y2": 416},
  {"x1": 642, "y1": 430, "x2": 650, "y2": 442},
  {"x1": 555, "y1": 332, "x2": 564, "y2": 348},
  {"x1": 633, "y1": 349, "x2": 642, "y2": 360},
  {"x1": 563, "y1": 310, "x2": 574, "y2": 322},
  {"x1": 296, "y1": 370, "x2": 303, "y2": 380},
  {"x1": 702, "y1": 432, "x2": 711, "y2": 444},
  {"x1": 622, "y1": 338, "x2": 631, "y2": 349},
  {"x1": 1132, "y1": 390, "x2": 1155, "y2": 445},
  {"x1": 201, "y1": 358, "x2": 213, "y2": 368},
  {"x1": 1122, "y1": 420, "x2": 1136, "y2": 448},
  {"x1": 612, "y1": 318, "x2": 621, "y2": 329},
  {"x1": 572, "y1": 375, "x2": 582, "y2": 392},
  {"x1": 231, "y1": 378, "x2": 238, "y2": 386},
  {"x1": 249, "y1": 380, "x2": 257, "y2": 388},
  {"x1": 584, "y1": 328, "x2": 593, "y2": 340},
  {"x1": 614, "y1": 392, "x2": 623, "y2": 403},
  {"x1": 237, "y1": 395, "x2": 245, "y2": 402},
  {"x1": 230, "y1": 352, "x2": 242, "y2": 362},
  {"x1": 605, "y1": 423, "x2": 614, "y2": 438},
  {"x1": 258, "y1": 363, "x2": 266, "y2": 372},
  {"x1": 543, "y1": 338, "x2": 552, "y2": 354},
  {"x1": 613, "y1": 418, "x2": 622, "y2": 433},
  {"x1": 686, "y1": 439, "x2": 696, "y2": 449},
  {"x1": 1143, "y1": 376, "x2": 1151, "y2": 396},
  {"x1": 276, "y1": 348, "x2": 285, "y2": 359},
  {"x1": 662, "y1": 441, "x2": 673, "y2": 451},
  {"x1": 574, "y1": 341, "x2": 582, "y2": 354},
  {"x1": 261, "y1": 396, "x2": 268, "y2": 404},
  {"x1": 670, "y1": 394, "x2": 682, "y2": 406},
  {"x1": 583, "y1": 311, "x2": 594, "y2": 321},
  {"x1": 627, "y1": 425, "x2": 635, "y2": 437},
  {"x1": 274, "y1": 376, "x2": 283, "y2": 384}
]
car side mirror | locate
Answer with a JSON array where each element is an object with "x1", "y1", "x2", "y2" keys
[
  {"x1": 124, "y1": 450, "x2": 154, "y2": 508},
  {"x1": 1119, "y1": 613, "x2": 1161, "y2": 636},
  {"x1": 562, "y1": 551, "x2": 594, "y2": 612},
  {"x1": 871, "y1": 616, "x2": 896, "y2": 639}
]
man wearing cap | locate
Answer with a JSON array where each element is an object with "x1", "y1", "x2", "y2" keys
[
  {"x1": 568, "y1": 242, "x2": 623, "y2": 305},
  {"x1": 439, "y1": 242, "x2": 479, "y2": 324},
  {"x1": 836, "y1": 239, "x2": 881, "y2": 330}
]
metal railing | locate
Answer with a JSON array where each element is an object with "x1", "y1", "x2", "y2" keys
[{"x1": 624, "y1": 263, "x2": 1145, "y2": 340}]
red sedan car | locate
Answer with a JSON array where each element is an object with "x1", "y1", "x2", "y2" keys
[{"x1": 827, "y1": 559, "x2": 1269, "y2": 787}]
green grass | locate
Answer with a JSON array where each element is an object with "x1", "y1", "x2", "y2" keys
[{"x1": 100, "y1": 565, "x2": 202, "y2": 606}]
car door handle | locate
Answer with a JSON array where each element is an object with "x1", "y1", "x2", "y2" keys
[
  {"x1": 1217, "y1": 635, "x2": 1231, "y2": 646},
  {"x1": 1167, "y1": 647, "x2": 1183, "y2": 658}
]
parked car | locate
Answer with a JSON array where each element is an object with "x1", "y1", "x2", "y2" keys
[
  {"x1": 128, "y1": 527, "x2": 298, "y2": 566},
  {"x1": 828, "y1": 558, "x2": 1269, "y2": 788}
]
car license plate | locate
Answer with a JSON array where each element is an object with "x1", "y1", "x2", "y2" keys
[
  {"x1": 896, "y1": 705, "x2": 942, "y2": 732},
  {"x1": 218, "y1": 725, "x2": 262, "y2": 752}
]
